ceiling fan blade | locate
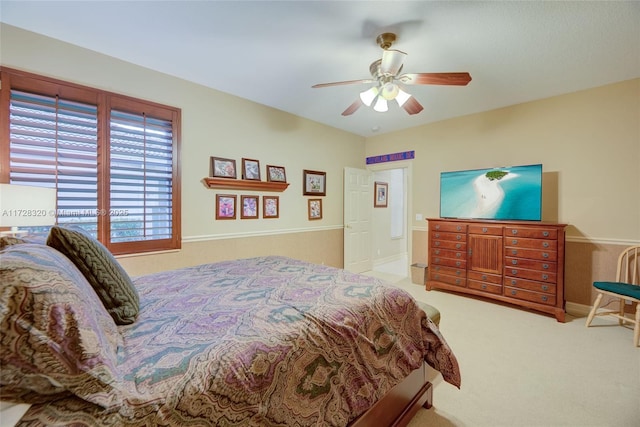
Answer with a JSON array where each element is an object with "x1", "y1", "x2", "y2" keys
[
  {"x1": 342, "y1": 99, "x2": 364, "y2": 116},
  {"x1": 399, "y1": 72, "x2": 472, "y2": 86},
  {"x1": 402, "y1": 97, "x2": 424, "y2": 115},
  {"x1": 380, "y1": 49, "x2": 407, "y2": 76},
  {"x1": 312, "y1": 79, "x2": 375, "y2": 88}
]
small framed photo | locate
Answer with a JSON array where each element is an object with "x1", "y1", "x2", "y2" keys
[
  {"x1": 211, "y1": 157, "x2": 237, "y2": 179},
  {"x1": 242, "y1": 158, "x2": 261, "y2": 181},
  {"x1": 215, "y1": 194, "x2": 237, "y2": 219},
  {"x1": 374, "y1": 181, "x2": 388, "y2": 208},
  {"x1": 263, "y1": 196, "x2": 279, "y2": 219},
  {"x1": 308, "y1": 199, "x2": 322, "y2": 220},
  {"x1": 266, "y1": 165, "x2": 287, "y2": 183},
  {"x1": 303, "y1": 169, "x2": 326, "y2": 196},
  {"x1": 241, "y1": 195, "x2": 259, "y2": 219}
]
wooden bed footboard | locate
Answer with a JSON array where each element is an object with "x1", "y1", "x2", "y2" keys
[{"x1": 349, "y1": 363, "x2": 432, "y2": 427}]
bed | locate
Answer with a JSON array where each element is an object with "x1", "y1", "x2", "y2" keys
[{"x1": 1, "y1": 227, "x2": 460, "y2": 426}]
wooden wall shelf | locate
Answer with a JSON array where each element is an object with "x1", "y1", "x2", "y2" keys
[{"x1": 203, "y1": 177, "x2": 289, "y2": 192}]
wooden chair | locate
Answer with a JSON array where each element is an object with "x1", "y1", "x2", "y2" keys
[{"x1": 585, "y1": 245, "x2": 640, "y2": 347}]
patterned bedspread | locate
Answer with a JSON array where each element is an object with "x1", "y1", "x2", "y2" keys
[{"x1": 19, "y1": 256, "x2": 460, "y2": 426}]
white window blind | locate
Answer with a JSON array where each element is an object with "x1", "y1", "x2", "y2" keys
[
  {"x1": 9, "y1": 89, "x2": 99, "y2": 234},
  {"x1": 109, "y1": 110, "x2": 174, "y2": 243}
]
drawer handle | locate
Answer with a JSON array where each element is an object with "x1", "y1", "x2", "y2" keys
[
  {"x1": 434, "y1": 266, "x2": 441, "y2": 271},
  {"x1": 435, "y1": 274, "x2": 440, "y2": 280},
  {"x1": 456, "y1": 243, "x2": 461, "y2": 249},
  {"x1": 541, "y1": 295, "x2": 548, "y2": 302},
  {"x1": 457, "y1": 226, "x2": 462, "y2": 231},
  {"x1": 435, "y1": 249, "x2": 440, "y2": 255},
  {"x1": 455, "y1": 279, "x2": 461, "y2": 284},
  {"x1": 542, "y1": 285, "x2": 549, "y2": 291},
  {"x1": 512, "y1": 249, "x2": 518, "y2": 255},
  {"x1": 482, "y1": 275, "x2": 487, "y2": 280},
  {"x1": 511, "y1": 229, "x2": 518, "y2": 235},
  {"x1": 512, "y1": 239, "x2": 518, "y2": 245},
  {"x1": 456, "y1": 235, "x2": 462, "y2": 240},
  {"x1": 543, "y1": 253, "x2": 549, "y2": 258},
  {"x1": 435, "y1": 241, "x2": 440, "y2": 246},
  {"x1": 542, "y1": 274, "x2": 549, "y2": 280},
  {"x1": 511, "y1": 279, "x2": 517, "y2": 285},
  {"x1": 543, "y1": 231, "x2": 549, "y2": 237},
  {"x1": 543, "y1": 264, "x2": 549, "y2": 269},
  {"x1": 435, "y1": 233, "x2": 440, "y2": 238},
  {"x1": 543, "y1": 242, "x2": 549, "y2": 248},
  {"x1": 456, "y1": 271, "x2": 461, "y2": 276},
  {"x1": 435, "y1": 225, "x2": 440, "y2": 230},
  {"x1": 481, "y1": 284, "x2": 487, "y2": 289},
  {"x1": 512, "y1": 269, "x2": 518, "y2": 275},
  {"x1": 511, "y1": 290, "x2": 517, "y2": 295},
  {"x1": 482, "y1": 227, "x2": 488, "y2": 233},
  {"x1": 456, "y1": 253, "x2": 461, "y2": 258},
  {"x1": 511, "y1": 260, "x2": 518, "y2": 265},
  {"x1": 456, "y1": 261, "x2": 461, "y2": 267}
]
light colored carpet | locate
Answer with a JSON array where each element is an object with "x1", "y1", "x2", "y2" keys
[{"x1": 365, "y1": 272, "x2": 640, "y2": 427}]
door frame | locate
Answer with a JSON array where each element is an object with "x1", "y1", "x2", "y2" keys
[{"x1": 367, "y1": 160, "x2": 413, "y2": 276}]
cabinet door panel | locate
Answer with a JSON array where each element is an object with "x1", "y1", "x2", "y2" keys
[{"x1": 468, "y1": 235, "x2": 502, "y2": 274}]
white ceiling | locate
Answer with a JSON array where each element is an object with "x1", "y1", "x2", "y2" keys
[{"x1": 2, "y1": 1, "x2": 639, "y2": 137}]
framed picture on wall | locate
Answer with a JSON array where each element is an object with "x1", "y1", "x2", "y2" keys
[
  {"x1": 266, "y1": 165, "x2": 287, "y2": 183},
  {"x1": 374, "y1": 181, "x2": 388, "y2": 208},
  {"x1": 242, "y1": 158, "x2": 261, "y2": 181},
  {"x1": 263, "y1": 196, "x2": 279, "y2": 218},
  {"x1": 308, "y1": 199, "x2": 322, "y2": 220},
  {"x1": 211, "y1": 157, "x2": 237, "y2": 179},
  {"x1": 241, "y1": 195, "x2": 259, "y2": 219},
  {"x1": 303, "y1": 169, "x2": 326, "y2": 196},
  {"x1": 216, "y1": 194, "x2": 237, "y2": 219}
]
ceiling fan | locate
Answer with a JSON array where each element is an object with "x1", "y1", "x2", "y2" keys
[{"x1": 312, "y1": 33, "x2": 472, "y2": 116}]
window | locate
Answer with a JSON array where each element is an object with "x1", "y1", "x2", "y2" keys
[{"x1": 0, "y1": 68, "x2": 181, "y2": 255}]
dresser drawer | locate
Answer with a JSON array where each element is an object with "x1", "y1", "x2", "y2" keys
[
  {"x1": 430, "y1": 255, "x2": 467, "y2": 269},
  {"x1": 504, "y1": 237, "x2": 557, "y2": 251},
  {"x1": 431, "y1": 231, "x2": 466, "y2": 242},
  {"x1": 504, "y1": 227, "x2": 557, "y2": 239},
  {"x1": 504, "y1": 277, "x2": 557, "y2": 294},
  {"x1": 431, "y1": 239, "x2": 466, "y2": 251},
  {"x1": 467, "y1": 270, "x2": 502, "y2": 284},
  {"x1": 430, "y1": 248, "x2": 466, "y2": 260},
  {"x1": 468, "y1": 224, "x2": 503, "y2": 235},
  {"x1": 504, "y1": 286, "x2": 556, "y2": 306},
  {"x1": 505, "y1": 247, "x2": 556, "y2": 261},
  {"x1": 431, "y1": 222, "x2": 467, "y2": 233},
  {"x1": 468, "y1": 280, "x2": 502, "y2": 295},
  {"x1": 430, "y1": 272, "x2": 467, "y2": 288},
  {"x1": 504, "y1": 267, "x2": 556, "y2": 283},
  {"x1": 431, "y1": 265, "x2": 466, "y2": 279},
  {"x1": 505, "y1": 257, "x2": 556, "y2": 273}
]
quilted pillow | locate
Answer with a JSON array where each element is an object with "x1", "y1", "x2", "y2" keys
[
  {"x1": 0, "y1": 243, "x2": 123, "y2": 408},
  {"x1": 46, "y1": 226, "x2": 139, "y2": 325}
]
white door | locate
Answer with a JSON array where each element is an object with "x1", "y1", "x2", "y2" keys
[{"x1": 343, "y1": 167, "x2": 373, "y2": 273}]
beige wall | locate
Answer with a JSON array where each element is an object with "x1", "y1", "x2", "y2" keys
[
  {"x1": 0, "y1": 23, "x2": 363, "y2": 273},
  {"x1": 366, "y1": 79, "x2": 640, "y2": 307}
]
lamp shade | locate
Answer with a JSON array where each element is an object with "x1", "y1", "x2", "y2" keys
[{"x1": 0, "y1": 184, "x2": 57, "y2": 228}]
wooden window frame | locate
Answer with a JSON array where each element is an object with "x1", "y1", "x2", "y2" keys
[{"x1": 0, "y1": 67, "x2": 181, "y2": 255}]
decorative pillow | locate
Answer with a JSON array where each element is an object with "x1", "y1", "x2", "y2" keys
[
  {"x1": 46, "y1": 226, "x2": 139, "y2": 325},
  {"x1": 0, "y1": 244, "x2": 123, "y2": 408}
]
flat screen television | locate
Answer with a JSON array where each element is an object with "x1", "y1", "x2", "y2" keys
[{"x1": 439, "y1": 164, "x2": 542, "y2": 221}]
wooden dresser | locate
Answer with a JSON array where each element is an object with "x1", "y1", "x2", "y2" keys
[{"x1": 426, "y1": 218, "x2": 567, "y2": 322}]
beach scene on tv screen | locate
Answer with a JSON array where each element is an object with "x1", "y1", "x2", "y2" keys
[{"x1": 440, "y1": 164, "x2": 542, "y2": 221}]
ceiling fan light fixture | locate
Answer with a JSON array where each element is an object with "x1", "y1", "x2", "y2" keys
[
  {"x1": 395, "y1": 88, "x2": 412, "y2": 107},
  {"x1": 373, "y1": 96, "x2": 388, "y2": 112},
  {"x1": 359, "y1": 86, "x2": 379, "y2": 107},
  {"x1": 380, "y1": 82, "x2": 400, "y2": 101}
]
